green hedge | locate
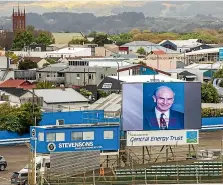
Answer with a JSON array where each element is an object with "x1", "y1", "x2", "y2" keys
[{"x1": 202, "y1": 108, "x2": 223, "y2": 117}]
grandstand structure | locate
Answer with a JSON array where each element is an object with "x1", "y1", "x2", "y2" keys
[{"x1": 88, "y1": 93, "x2": 122, "y2": 117}]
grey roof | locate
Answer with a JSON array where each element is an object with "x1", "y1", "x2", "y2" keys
[
  {"x1": 37, "y1": 66, "x2": 68, "y2": 72},
  {"x1": 0, "y1": 87, "x2": 29, "y2": 97},
  {"x1": 33, "y1": 88, "x2": 89, "y2": 104},
  {"x1": 147, "y1": 45, "x2": 180, "y2": 54},
  {"x1": 119, "y1": 64, "x2": 138, "y2": 70},
  {"x1": 60, "y1": 66, "x2": 97, "y2": 73},
  {"x1": 122, "y1": 41, "x2": 155, "y2": 46}
]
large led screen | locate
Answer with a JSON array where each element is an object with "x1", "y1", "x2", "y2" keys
[{"x1": 122, "y1": 82, "x2": 201, "y2": 131}]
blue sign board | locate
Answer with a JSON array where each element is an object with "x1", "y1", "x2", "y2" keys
[
  {"x1": 30, "y1": 124, "x2": 120, "y2": 154},
  {"x1": 219, "y1": 48, "x2": 223, "y2": 61}
]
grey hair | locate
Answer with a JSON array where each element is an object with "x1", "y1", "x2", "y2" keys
[{"x1": 154, "y1": 86, "x2": 175, "y2": 97}]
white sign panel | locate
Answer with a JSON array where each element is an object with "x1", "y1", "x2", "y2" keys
[{"x1": 127, "y1": 130, "x2": 199, "y2": 146}]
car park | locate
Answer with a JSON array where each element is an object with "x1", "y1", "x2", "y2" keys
[
  {"x1": 0, "y1": 155, "x2": 7, "y2": 171},
  {"x1": 10, "y1": 169, "x2": 28, "y2": 185}
]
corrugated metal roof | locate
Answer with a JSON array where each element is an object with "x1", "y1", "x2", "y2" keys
[
  {"x1": 37, "y1": 66, "x2": 68, "y2": 72},
  {"x1": 123, "y1": 41, "x2": 155, "y2": 46},
  {"x1": 184, "y1": 47, "x2": 222, "y2": 56},
  {"x1": 109, "y1": 74, "x2": 183, "y2": 82},
  {"x1": 33, "y1": 88, "x2": 89, "y2": 104}
]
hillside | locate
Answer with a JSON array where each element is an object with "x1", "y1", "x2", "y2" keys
[{"x1": 1, "y1": 12, "x2": 223, "y2": 33}]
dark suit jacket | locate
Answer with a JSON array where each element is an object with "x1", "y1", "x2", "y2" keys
[{"x1": 143, "y1": 109, "x2": 184, "y2": 130}]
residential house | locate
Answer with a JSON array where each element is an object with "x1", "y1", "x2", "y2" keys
[
  {"x1": 159, "y1": 39, "x2": 203, "y2": 53},
  {"x1": 118, "y1": 64, "x2": 171, "y2": 76},
  {"x1": 46, "y1": 47, "x2": 92, "y2": 58},
  {"x1": 165, "y1": 69, "x2": 203, "y2": 82},
  {"x1": 36, "y1": 66, "x2": 68, "y2": 84},
  {"x1": 59, "y1": 66, "x2": 117, "y2": 86},
  {"x1": 14, "y1": 69, "x2": 36, "y2": 81},
  {"x1": 23, "y1": 57, "x2": 49, "y2": 68},
  {"x1": 119, "y1": 41, "x2": 179, "y2": 55},
  {"x1": 188, "y1": 44, "x2": 214, "y2": 52},
  {"x1": 0, "y1": 79, "x2": 36, "y2": 89},
  {"x1": 0, "y1": 87, "x2": 35, "y2": 105},
  {"x1": 33, "y1": 88, "x2": 89, "y2": 110},
  {"x1": 119, "y1": 41, "x2": 156, "y2": 54},
  {"x1": 52, "y1": 32, "x2": 86, "y2": 44},
  {"x1": 47, "y1": 44, "x2": 68, "y2": 51},
  {"x1": 98, "y1": 74, "x2": 183, "y2": 91}
]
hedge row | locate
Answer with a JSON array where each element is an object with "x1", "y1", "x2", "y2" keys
[{"x1": 202, "y1": 108, "x2": 223, "y2": 117}]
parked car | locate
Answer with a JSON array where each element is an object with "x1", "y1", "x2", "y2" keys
[
  {"x1": 0, "y1": 155, "x2": 7, "y2": 171},
  {"x1": 11, "y1": 169, "x2": 28, "y2": 185}
]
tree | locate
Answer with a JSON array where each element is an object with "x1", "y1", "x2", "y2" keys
[
  {"x1": 137, "y1": 47, "x2": 146, "y2": 55},
  {"x1": 5, "y1": 51, "x2": 19, "y2": 64},
  {"x1": 35, "y1": 32, "x2": 52, "y2": 45},
  {"x1": 12, "y1": 31, "x2": 34, "y2": 50},
  {"x1": 18, "y1": 59, "x2": 38, "y2": 70},
  {"x1": 88, "y1": 31, "x2": 97, "y2": 37},
  {"x1": 36, "y1": 81, "x2": 55, "y2": 89},
  {"x1": 92, "y1": 35, "x2": 112, "y2": 46},
  {"x1": 0, "y1": 102, "x2": 42, "y2": 135},
  {"x1": 68, "y1": 38, "x2": 89, "y2": 45},
  {"x1": 213, "y1": 68, "x2": 223, "y2": 79},
  {"x1": 201, "y1": 82, "x2": 220, "y2": 103}
]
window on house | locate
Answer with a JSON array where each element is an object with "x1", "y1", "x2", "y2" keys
[
  {"x1": 56, "y1": 133, "x2": 65, "y2": 141},
  {"x1": 77, "y1": 74, "x2": 80, "y2": 78},
  {"x1": 38, "y1": 73, "x2": 41, "y2": 78},
  {"x1": 104, "y1": 131, "x2": 114, "y2": 139},
  {"x1": 100, "y1": 74, "x2": 104, "y2": 79},
  {"x1": 38, "y1": 132, "x2": 44, "y2": 141},
  {"x1": 83, "y1": 131, "x2": 94, "y2": 140},
  {"x1": 71, "y1": 132, "x2": 83, "y2": 140},
  {"x1": 46, "y1": 133, "x2": 56, "y2": 142},
  {"x1": 88, "y1": 74, "x2": 93, "y2": 80}
]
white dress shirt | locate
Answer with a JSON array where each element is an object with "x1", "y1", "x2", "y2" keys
[{"x1": 155, "y1": 108, "x2": 170, "y2": 129}]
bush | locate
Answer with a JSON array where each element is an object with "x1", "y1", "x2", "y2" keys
[{"x1": 202, "y1": 108, "x2": 223, "y2": 117}]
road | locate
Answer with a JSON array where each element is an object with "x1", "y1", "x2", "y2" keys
[{"x1": 0, "y1": 145, "x2": 29, "y2": 185}]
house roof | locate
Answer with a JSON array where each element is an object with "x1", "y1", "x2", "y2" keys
[
  {"x1": 159, "y1": 39, "x2": 202, "y2": 48},
  {"x1": 33, "y1": 88, "x2": 89, "y2": 104},
  {"x1": 179, "y1": 71, "x2": 197, "y2": 78},
  {"x1": 147, "y1": 45, "x2": 180, "y2": 54},
  {"x1": 60, "y1": 66, "x2": 98, "y2": 73},
  {"x1": 184, "y1": 47, "x2": 222, "y2": 56},
  {"x1": 122, "y1": 41, "x2": 155, "y2": 46},
  {"x1": 0, "y1": 79, "x2": 35, "y2": 89},
  {"x1": 184, "y1": 61, "x2": 223, "y2": 70},
  {"x1": 23, "y1": 57, "x2": 43, "y2": 63},
  {"x1": 117, "y1": 64, "x2": 171, "y2": 76},
  {"x1": 0, "y1": 87, "x2": 29, "y2": 97},
  {"x1": 37, "y1": 66, "x2": 68, "y2": 72},
  {"x1": 151, "y1": 50, "x2": 166, "y2": 55}
]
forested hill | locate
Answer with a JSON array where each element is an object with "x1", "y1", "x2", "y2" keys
[{"x1": 1, "y1": 12, "x2": 223, "y2": 33}]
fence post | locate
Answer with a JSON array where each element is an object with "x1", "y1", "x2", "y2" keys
[
  {"x1": 144, "y1": 168, "x2": 147, "y2": 185},
  {"x1": 93, "y1": 169, "x2": 96, "y2": 185}
]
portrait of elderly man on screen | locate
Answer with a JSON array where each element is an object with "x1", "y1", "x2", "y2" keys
[{"x1": 144, "y1": 86, "x2": 184, "y2": 130}]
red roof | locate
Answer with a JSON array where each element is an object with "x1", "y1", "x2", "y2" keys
[
  {"x1": 152, "y1": 50, "x2": 166, "y2": 55},
  {"x1": 0, "y1": 79, "x2": 36, "y2": 89}
]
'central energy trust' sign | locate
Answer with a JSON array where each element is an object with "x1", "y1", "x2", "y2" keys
[{"x1": 127, "y1": 130, "x2": 199, "y2": 146}]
